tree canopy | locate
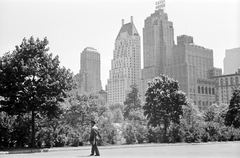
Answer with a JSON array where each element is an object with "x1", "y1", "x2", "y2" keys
[
  {"x1": 143, "y1": 74, "x2": 187, "y2": 135},
  {"x1": 0, "y1": 37, "x2": 75, "y2": 146},
  {"x1": 224, "y1": 89, "x2": 240, "y2": 128}
]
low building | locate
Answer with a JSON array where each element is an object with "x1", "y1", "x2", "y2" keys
[{"x1": 214, "y1": 68, "x2": 240, "y2": 105}]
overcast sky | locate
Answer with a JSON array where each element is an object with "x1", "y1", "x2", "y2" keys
[{"x1": 0, "y1": 0, "x2": 240, "y2": 88}]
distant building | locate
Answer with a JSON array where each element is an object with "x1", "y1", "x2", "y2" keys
[
  {"x1": 107, "y1": 16, "x2": 141, "y2": 104},
  {"x1": 224, "y1": 47, "x2": 240, "y2": 75},
  {"x1": 171, "y1": 35, "x2": 215, "y2": 111},
  {"x1": 208, "y1": 67, "x2": 222, "y2": 79},
  {"x1": 79, "y1": 47, "x2": 102, "y2": 93},
  {"x1": 214, "y1": 68, "x2": 240, "y2": 105},
  {"x1": 99, "y1": 89, "x2": 107, "y2": 103},
  {"x1": 140, "y1": 6, "x2": 174, "y2": 102}
]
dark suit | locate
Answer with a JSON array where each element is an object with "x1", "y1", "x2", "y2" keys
[{"x1": 89, "y1": 125, "x2": 100, "y2": 155}]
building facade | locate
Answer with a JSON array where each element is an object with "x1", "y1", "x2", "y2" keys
[
  {"x1": 214, "y1": 68, "x2": 240, "y2": 105},
  {"x1": 171, "y1": 35, "x2": 215, "y2": 111},
  {"x1": 79, "y1": 47, "x2": 102, "y2": 93},
  {"x1": 224, "y1": 47, "x2": 240, "y2": 75},
  {"x1": 140, "y1": 7, "x2": 174, "y2": 101},
  {"x1": 107, "y1": 17, "x2": 141, "y2": 104}
]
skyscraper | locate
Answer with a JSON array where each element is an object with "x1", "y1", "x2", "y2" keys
[
  {"x1": 142, "y1": 6, "x2": 174, "y2": 79},
  {"x1": 107, "y1": 16, "x2": 141, "y2": 104},
  {"x1": 224, "y1": 47, "x2": 240, "y2": 75},
  {"x1": 140, "y1": 2, "x2": 174, "y2": 101},
  {"x1": 79, "y1": 47, "x2": 102, "y2": 93}
]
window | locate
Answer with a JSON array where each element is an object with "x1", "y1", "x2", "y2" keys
[
  {"x1": 221, "y1": 79, "x2": 223, "y2": 86},
  {"x1": 230, "y1": 77, "x2": 233, "y2": 85},
  {"x1": 209, "y1": 87, "x2": 211, "y2": 94},
  {"x1": 225, "y1": 78, "x2": 228, "y2": 86},
  {"x1": 212, "y1": 88, "x2": 215, "y2": 95},
  {"x1": 202, "y1": 87, "x2": 204, "y2": 94},
  {"x1": 198, "y1": 86, "x2": 200, "y2": 93},
  {"x1": 205, "y1": 87, "x2": 208, "y2": 94}
]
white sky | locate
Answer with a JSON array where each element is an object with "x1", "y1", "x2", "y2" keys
[{"x1": 0, "y1": 0, "x2": 240, "y2": 88}]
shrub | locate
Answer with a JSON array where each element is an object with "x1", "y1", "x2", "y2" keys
[
  {"x1": 204, "y1": 122, "x2": 219, "y2": 141},
  {"x1": 218, "y1": 126, "x2": 232, "y2": 141},
  {"x1": 147, "y1": 127, "x2": 158, "y2": 143},
  {"x1": 132, "y1": 121, "x2": 148, "y2": 144},
  {"x1": 146, "y1": 126, "x2": 165, "y2": 143},
  {"x1": 0, "y1": 112, "x2": 31, "y2": 148},
  {"x1": 181, "y1": 122, "x2": 204, "y2": 143},
  {"x1": 168, "y1": 123, "x2": 183, "y2": 143},
  {"x1": 98, "y1": 116, "x2": 119, "y2": 145},
  {"x1": 123, "y1": 123, "x2": 136, "y2": 144}
]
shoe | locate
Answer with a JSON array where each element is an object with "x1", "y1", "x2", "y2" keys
[
  {"x1": 90, "y1": 154, "x2": 94, "y2": 156},
  {"x1": 95, "y1": 154, "x2": 100, "y2": 156}
]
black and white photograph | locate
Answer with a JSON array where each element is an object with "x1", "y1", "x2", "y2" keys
[{"x1": 0, "y1": 0, "x2": 240, "y2": 157}]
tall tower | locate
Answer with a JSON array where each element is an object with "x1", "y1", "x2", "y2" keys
[
  {"x1": 142, "y1": 0, "x2": 174, "y2": 79},
  {"x1": 140, "y1": 0, "x2": 174, "y2": 101},
  {"x1": 107, "y1": 16, "x2": 141, "y2": 104},
  {"x1": 79, "y1": 47, "x2": 102, "y2": 93}
]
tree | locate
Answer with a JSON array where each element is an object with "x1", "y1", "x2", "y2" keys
[
  {"x1": 224, "y1": 89, "x2": 240, "y2": 128},
  {"x1": 123, "y1": 84, "x2": 142, "y2": 119},
  {"x1": 109, "y1": 103, "x2": 124, "y2": 112},
  {"x1": 182, "y1": 101, "x2": 203, "y2": 125},
  {"x1": 65, "y1": 93, "x2": 104, "y2": 127},
  {"x1": 143, "y1": 74, "x2": 187, "y2": 142},
  {"x1": 112, "y1": 108, "x2": 124, "y2": 123},
  {"x1": 203, "y1": 110, "x2": 216, "y2": 122},
  {"x1": 0, "y1": 37, "x2": 75, "y2": 147}
]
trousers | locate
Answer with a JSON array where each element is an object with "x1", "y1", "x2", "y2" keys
[{"x1": 91, "y1": 143, "x2": 99, "y2": 155}]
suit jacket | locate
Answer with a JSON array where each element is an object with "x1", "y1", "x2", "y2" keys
[{"x1": 90, "y1": 125, "x2": 99, "y2": 145}]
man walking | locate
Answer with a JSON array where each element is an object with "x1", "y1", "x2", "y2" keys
[{"x1": 89, "y1": 120, "x2": 100, "y2": 156}]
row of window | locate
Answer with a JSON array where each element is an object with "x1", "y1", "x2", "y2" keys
[
  {"x1": 198, "y1": 100, "x2": 212, "y2": 106},
  {"x1": 220, "y1": 77, "x2": 239, "y2": 86},
  {"x1": 198, "y1": 86, "x2": 215, "y2": 95}
]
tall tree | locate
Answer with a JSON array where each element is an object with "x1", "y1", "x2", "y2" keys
[
  {"x1": 0, "y1": 37, "x2": 75, "y2": 147},
  {"x1": 143, "y1": 74, "x2": 187, "y2": 141},
  {"x1": 224, "y1": 89, "x2": 240, "y2": 128},
  {"x1": 123, "y1": 84, "x2": 142, "y2": 119}
]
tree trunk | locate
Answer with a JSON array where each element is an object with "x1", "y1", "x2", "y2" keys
[
  {"x1": 31, "y1": 110, "x2": 35, "y2": 147},
  {"x1": 0, "y1": 130, "x2": 2, "y2": 148},
  {"x1": 163, "y1": 121, "x2": 169, "y2": 143}
]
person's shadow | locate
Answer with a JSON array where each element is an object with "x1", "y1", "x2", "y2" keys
[{"x1": 77, "y1": 155, "x2": 91, "y2": 157}]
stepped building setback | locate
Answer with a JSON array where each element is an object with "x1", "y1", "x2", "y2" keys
[
  {"x1": 105, "y1": 1, "x2": 225, "y2": 110},
  {"x1": 107, "y1": 16, "x2": 141, "y2": 104},
  {"x1": 170, "y1": 35, "x2": 215, "y2": 110}
]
